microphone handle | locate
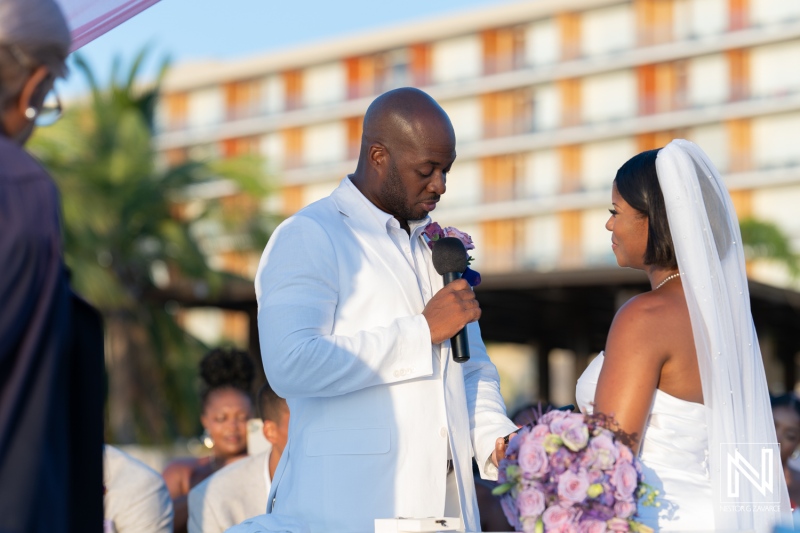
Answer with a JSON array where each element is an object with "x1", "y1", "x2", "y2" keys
[{"x1": 442, "y1": 272, "x2": 471, "y2": 364}]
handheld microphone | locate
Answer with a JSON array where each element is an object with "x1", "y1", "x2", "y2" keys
[{"x1": 431, "y1": 237, "x2": 471, "y2": 364}]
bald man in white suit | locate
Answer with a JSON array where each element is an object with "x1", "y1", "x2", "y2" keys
[{"x1": 254, "y1": 88, "x2": 517, "y2": 533}]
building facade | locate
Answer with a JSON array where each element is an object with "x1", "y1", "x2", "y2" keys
[{"x1": 154, "y1": 0, "x2": 800, "y2": 399}]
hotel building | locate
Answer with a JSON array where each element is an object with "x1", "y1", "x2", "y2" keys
[{"x1": 154, "y1": 0, "x2": 800, "y2": 404}]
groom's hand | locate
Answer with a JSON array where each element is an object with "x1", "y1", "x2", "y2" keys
[{"x1": 423, "y1": 279, "x2": 481, "y2": 344}]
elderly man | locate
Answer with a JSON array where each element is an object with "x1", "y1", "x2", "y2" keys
[
  {"x1": 0, "y1": 1, "x2": 104, "y2": 532},
  {"x1": 255, "y1": 87, "x2": 517, "y2": 532}
]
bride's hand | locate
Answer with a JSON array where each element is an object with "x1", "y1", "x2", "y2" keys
[{"x1": 491, "y1": 433, "x2": 517, "y2": 467}]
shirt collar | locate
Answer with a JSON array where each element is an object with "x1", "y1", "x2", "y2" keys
[{"x1": 345, "y1": 176, "x2": 431, "y2": 238}]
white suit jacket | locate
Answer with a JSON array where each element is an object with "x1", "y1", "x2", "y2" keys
[
  {"x1": 255, "y1": 178, "x2": 516, "y2": 533},
  {"x1": 188, "y1": 451, "x2": 270, "y2": 533},
  {"x1": 103, "y1": 446, "x2": 173, "y2": 533}
]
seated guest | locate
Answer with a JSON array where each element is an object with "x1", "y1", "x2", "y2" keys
[
  {"x1": 104, "y1": 445, "x2": 173, "y2": 532},
  {"x1": 163, "y1": 348, "x2": 255, "y2": 533},
  {"x1": 772, "y1": 393, "x2": 800, "y2": 510},
  {"x1": 188, "y1": 381, "x2": 289, "y2": 533}
]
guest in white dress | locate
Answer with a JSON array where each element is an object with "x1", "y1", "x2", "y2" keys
[{"x1": 576, "y1": 140, "x2": 790, "y2": 532}]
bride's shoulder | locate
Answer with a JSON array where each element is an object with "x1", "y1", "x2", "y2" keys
[{"x1": 608, "y1": 291, "x2": 674, "y2": 340}]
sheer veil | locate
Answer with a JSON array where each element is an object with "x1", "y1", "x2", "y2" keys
[{"x1": 656, "y1": 140, "x2": 791, "y2": 531}]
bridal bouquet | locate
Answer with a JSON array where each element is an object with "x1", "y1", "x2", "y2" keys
[{"x1": 493, "y1": 409, "x2": 657, "y2": 533}]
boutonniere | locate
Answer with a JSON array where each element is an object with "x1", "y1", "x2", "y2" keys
[{"x1": 422, "y1": 222, "x2": 481, "y2": 287}]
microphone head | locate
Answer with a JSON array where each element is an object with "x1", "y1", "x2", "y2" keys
[{"x1": 432, "y1": 237, "x2": 468, "y2": 275}]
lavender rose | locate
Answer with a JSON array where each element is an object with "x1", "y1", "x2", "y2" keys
[
  {"x1": 607, "y1": 518, "x2": 630, "y2": 532},
  {"x1": 443, "y1": 226, "x2": 475, "y2": 250},
  {"x1": 558, "y1": 469, "x2": 590, "y2": 504},
  {"x1": 589, "y1": 434, "x2": 619, "y2": 470},
  {"x1": 562, "y1": 423, "x2": 590, "y2": 452},
  {"x1": 577, "y1": 519, "x2": 608, "y2": 533},
  {"x1": 542, "y1": 504, "x2": 574, "y2": 531},
  {"x1": 612, "y1": 462, "x2": 639, "y2": 502},
  {"x1": 517, "y1": 487, "x2": 546, "y2": 518},
  {"x1": 519, "y1": 439, "x2": 550, "y2": 480},
  {"x1": 614, "y1": 500, "x2": 636, "y2": 519},
  {"x1": 531, "y1": 423, "x2": 550, "y2": 441}
]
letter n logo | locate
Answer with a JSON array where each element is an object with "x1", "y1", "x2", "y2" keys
[{"x1": 726, "y1": 447, "x2": 774, "y2": 498}]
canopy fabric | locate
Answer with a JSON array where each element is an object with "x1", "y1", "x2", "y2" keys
[{"x1": 57, "y1": 0, "x2": 161, "y2": 51}]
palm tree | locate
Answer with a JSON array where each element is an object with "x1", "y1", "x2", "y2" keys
[
  {"x1": 30, "y1": 50, "x2": 274, "y2": 444},
  {"x1": 739, "y1": 218, "x2": 799, "y2": 278}
]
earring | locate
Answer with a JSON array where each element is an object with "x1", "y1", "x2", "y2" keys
[
  {"x1": 201, "y1": 429, "x2": 214, "y2": 449},
  {"x1": 24, "y1": 107, "x2": 37, "y2": 120}
]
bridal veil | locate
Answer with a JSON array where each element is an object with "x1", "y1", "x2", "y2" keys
[{"x1": 656, "y1": 140, "x2": 792, "y2": 531}]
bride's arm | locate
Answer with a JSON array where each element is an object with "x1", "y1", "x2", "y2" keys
[{"x1": 594, "y1": 295, "x2": 668, "y2": 454}]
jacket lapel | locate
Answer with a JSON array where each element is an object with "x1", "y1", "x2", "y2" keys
[{"x1": 332, "y1": 179, "x2": 425, "y2": 313}]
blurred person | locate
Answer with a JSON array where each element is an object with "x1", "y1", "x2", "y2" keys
[
  {"x1": 772, "y1": 393, "x2": 800, "y2": 509},
  {"x1": 254, "y1": 87, "x2": 517, "y2": 533},
  {"x1": 188, "y1": 381, "x2": 289, "y2": 533},
  {"x1": 163, "y1": 348, "x2": 255, "y2": 533},
  {"x1": 576, "y1": 141, "x2": 790, "y2": 531},
  {"x1": 104, "y1": 445, "x2": 173, "y2": 532},
  {"x1": 0, "y1": 1, "x2": 104, "y2": 532}
]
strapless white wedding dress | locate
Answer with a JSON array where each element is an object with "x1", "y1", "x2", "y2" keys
[{"x1": 576, "y1": 353, "x2": 715, "y2": 531}]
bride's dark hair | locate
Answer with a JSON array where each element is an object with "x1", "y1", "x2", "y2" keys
[{"x1": 614, "y1": 149, "x2": 678, "y2": 269}]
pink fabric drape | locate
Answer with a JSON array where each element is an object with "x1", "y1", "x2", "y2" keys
[{"x1": 57, "y1": 0, "x2": 161, "y2": 51}]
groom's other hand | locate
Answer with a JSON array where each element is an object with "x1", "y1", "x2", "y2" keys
[{"x1": 423, "y1": 278, "x2": 481, "y2": 344}]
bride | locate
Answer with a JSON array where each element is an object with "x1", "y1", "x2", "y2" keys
[{"x1": 576, "y1": 140, "x2": 791, "y2": 532}]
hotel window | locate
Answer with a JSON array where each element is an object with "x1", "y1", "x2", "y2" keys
[
  {"x1": 409, "y1": 43, "x2": 431, "y2": 86},
  {"x1": 558, "y1": 12, "x2": 582, "y2": 61},
  {"x1": 482, "y1": 154, "x2": 525, "y2": 203},
  {"x1": 482, "y1": 219, "x2": 522, "y2": 272},
  {"x1": 482, "y1": 89, "x2": 533, "y2": 138},
  {"x1": 581, "y1": 4, "x2": 635, "y2": 57},
  {"x1": 284, "y1": 70, "x2": 303, "y2": 111},
  {"x1": 304, "y1": 62, "x2": 346, "y2": 107},
  {"x1": 635, "y1": 0, "x2": 673, "y2": 45},
  {"x1": 431, "y1": 34, "x2": 481, "y2": 84},
  {"x1": 163, "y1": 92, "x2": 188, "y2": 131},
  {"x1": 729, "y1": 0, "x2": 749, "y2": 29},
  {"x1": 225, "y1": 79, "x2": 261, "y2": 121},
  {"x1": 222, "y1": 136, "x2": 259, "y2": 159},
  {"x1": 482, "y1": 25, "x2": 525, "y2": 75},
  {"x1": 728, "y1": 48, "x2": 750, "y2": 101}
]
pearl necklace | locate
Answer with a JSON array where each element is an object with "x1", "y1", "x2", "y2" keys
[{"x1": 655, "y1": 272, "x2": 680, "y2": 290}]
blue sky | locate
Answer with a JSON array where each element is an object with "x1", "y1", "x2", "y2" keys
[{"x1": 62, "y1": 0, "x2": 514, "y2": 95}]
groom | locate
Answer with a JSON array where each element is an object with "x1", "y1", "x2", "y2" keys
[{"x1": 254, "y1": 87, "x2": 517, "y2": 532}]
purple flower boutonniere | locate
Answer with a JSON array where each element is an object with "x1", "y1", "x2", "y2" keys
[{"x1": 423, "y1": 222, "x2": 481, "y2": 287}]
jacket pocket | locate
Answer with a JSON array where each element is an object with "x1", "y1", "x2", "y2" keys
[{"x1": 305, "y1": 427, "x2": 391, "y2": 456}]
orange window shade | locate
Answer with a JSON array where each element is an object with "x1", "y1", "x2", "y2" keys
[
  {"x1": 655, "y1": 63, "x2": 676, "y2": 112},
  {"x1": 283, "y1": 185, "x2": 304, "y2": 215},
  {"x1": 482, "y1": 30, "x2": 498, "y2": 75},
  {"x1": 164, "y1": 92, "x2": 188, "y2": 130},
  {"x1": 636, "y1": 131, "x2": 681, "y2": 152},
  {"x1": 560, "y1": 210, "x2": 582, "y2": 266},
  {"x1": 728, "y1": 49, "x2": 750, "y2": 101},
  {"x1": 284, "y1": 70, "x2": 303, "y2": 110},
  {"x1": 728, "y1": 189, "x2": 752, "y2": 218},
  {"x1": 727, "y1": 119, "x2": 752, "y2": 172},
  {"x1": 482, "y1": 155, "x2": 520, "y2": 203},
  {"x1": 653, "y1": 0, "x2": 673, "y2": 44},
  {"x1": 482, "y1": 219, "x2": 519, "y2": 271},
  {"x1": 165, "y1": 148, "x2": 188, "y2": 167},
  {"x1": 673, "y1": 60, "x2": 689, "y2": 110},
  {"x1": 482, "y1": 91, "x2": 520, "y2": 138},
  {"x1": 346, "y1": 116, "x2": 363, "y2": 159},
  {"x1": 559, "y1": 145, "x2": 582, "y2": 193},
  {"x1": 219, "y1": 250, "x2": 257, "y2": 278},
  {"x1": 559, "y1": 78, "x2": 581, "y2": 127},
  {"x1": 227, "y1": 79, "x2": 262, "y2": 120},
  {"x1": 558, "y1": 12, "x2": 581, "y2": 61},
  {"x1": 222, "y1": 137, "x2": 258, "y2": 159},
  {"x1": 729, "y1": 0, "x2": 749, "y2": 30},
  {"x1": 482, "y1": 26, "x2": 523, "y2": 75},
  {"x1": 637, "y1": 64, "x2": 657, "y2": 115},
  {"x1": 283, "y1": 127, "x2": 304, "y2": 169},
  {"x1": 410, "y1": 43, "x2": 431, "y2": 86}
]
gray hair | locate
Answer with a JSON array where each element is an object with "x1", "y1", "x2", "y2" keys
[{"x1": 0, "y1": 0, "x2": 71, "y2": 108}]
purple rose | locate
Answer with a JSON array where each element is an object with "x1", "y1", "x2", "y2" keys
[
  {"x1": 550, "y1": 413, "x2": 584, "y2": 435},
  {"x1": 539, "y1": 409, "x2": 568, "y2": 426},
  {"x1": 542, "y1": 504, "x2": 574, "y2": 531},
  {"x1": 423, "y1": 222, "x2": 445, "y2": 247},
  {"x1": 615, "y1": 441, "x2": 634, "y2": 464},
  {"x1": 519, "y1": 440, "x2": 550, "y2": 480},
  {"x1": 443, "y1": 226, "x2": 475, "y2": 250},
  {"x1": 517, "y1": 487, "x2": 546, "y2": 518},
  {"x1": 612, "y1": 462, "x2": 639, "y2": 502},
  {"x1": 607, "y1": 518, "x2": 630, "y2": 532},
  {"x1": 578, "y1": 519, "x2": 608, "y2": 533},
  {"x1": 589, "y1": 435, "x2": 619, "y2": 470},
  {"x1": 562, "y1": 424, "x2": 590, "y2": 452},
  {"x1": 558, "y1": 469, "x2": 589, "y2": 504},
  {"x1": 531, "y1": 423, "x2": 551, "y2": 441},
  {"x1": 614, "y1": 500, "x2": 636, "y2": 519},
  {"x1": 500, "y1": 495, "x2": 522, "y2": 530}
]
